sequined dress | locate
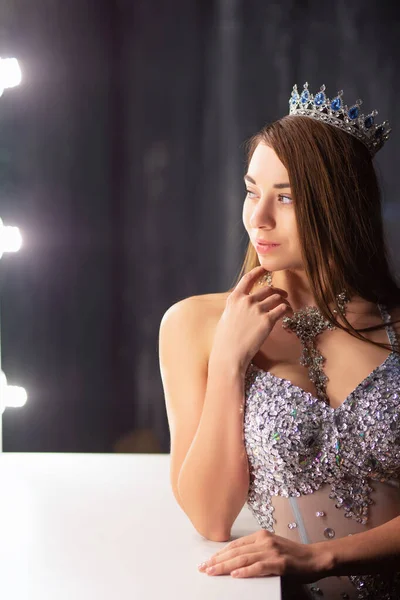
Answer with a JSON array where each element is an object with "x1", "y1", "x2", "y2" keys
[{"x1": 243, "y1": 303, "x2": 400, "y2": 599}]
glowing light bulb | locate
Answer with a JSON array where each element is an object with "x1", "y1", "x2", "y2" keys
[
  {"x1": 0, "y1": 58, "x2": 22, "y2": 95},
  {"x1": 0, "y1": 217, "x2": 22, "y2": 258},
  {"x1": 1, "y1": 226, "x2": 22, "y2": 253},
  {"x1": 0, "y1": 371, "x2": 28, "y2": 414}
]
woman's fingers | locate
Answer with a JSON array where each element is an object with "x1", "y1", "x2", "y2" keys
[
  {"x1": 233, "y1": 266, "x2": 268, "y2": 296},
  {"x1": 204, "y1": 551, "x2": 262, "y2": 576},
  {"x1": 231, "y1": 267, "x2": 289, "y2": 304},
  {"x1": 250, "y1": 284, "x2": 288, "y2": 301},
  {"x1": 213, "y1": 531, "x2": 259, "y2": 555}
]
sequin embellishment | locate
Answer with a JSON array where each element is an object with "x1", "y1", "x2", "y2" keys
[
  {"x1": 243, "y1": 304, "x2": 400, "y2": 599},
  {"x1": 323, "y1": 527, "x2": 335, "y2": 539}
]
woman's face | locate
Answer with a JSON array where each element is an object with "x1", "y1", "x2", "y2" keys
[{"x1": 242, "y1": 142, "x2": 303, "y2": 271}]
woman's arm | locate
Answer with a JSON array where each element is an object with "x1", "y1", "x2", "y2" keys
[
  {"x1": 159, "y1": 295, "x2": 250, "y2": 542},
  {"x1": 313, "y1": 514, "x2": 400, "y2": 577},
  {"x1": 177, "y1": 354, "x2": 250, "y2": 541}
]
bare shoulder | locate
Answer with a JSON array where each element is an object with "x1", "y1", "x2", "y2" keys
[
  {"x1": 167, "y1": 290, "x2": 230, "y2": 313},
  {"x1": 160, "y1": 291, "x2": 229, "y2": 360}
]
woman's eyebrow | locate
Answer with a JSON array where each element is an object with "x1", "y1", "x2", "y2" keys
[{"x1": 244, "y1": 174, "x2": 290, "y2": 189}]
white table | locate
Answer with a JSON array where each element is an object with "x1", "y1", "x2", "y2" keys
[{"x1": 0, "y1": 453, "x2": 281, "y2": 599}]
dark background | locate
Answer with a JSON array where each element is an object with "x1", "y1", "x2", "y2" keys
[{"x1": 0, "y1": 0, "x2": 399, "y2": 452}]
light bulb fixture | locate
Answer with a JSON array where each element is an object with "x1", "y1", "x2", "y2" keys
[
  {"x1": 0, "y1": 57, "x2": 22, "y2": 98},
  {"x1": 0, "y1": 55, "x2": 23, "y2": 452},
  {"x1": 0, "y1": 371, "x2": 27, "y2": 415},
  {"x1": 0, "y1": 217, "x2": 22, "y2": 258}
]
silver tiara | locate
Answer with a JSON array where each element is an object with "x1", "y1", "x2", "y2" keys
[{"x1": 289, "y1": 82, "x2": 391, "y2": 157}]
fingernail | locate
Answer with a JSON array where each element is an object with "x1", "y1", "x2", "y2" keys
[{"x1": 206, "y1": 566, "x2": 215, "y2": 574}]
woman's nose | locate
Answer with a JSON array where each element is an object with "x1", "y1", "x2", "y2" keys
[{"x1": 249, "y1": 202, "x2": 275, "y2": 228}]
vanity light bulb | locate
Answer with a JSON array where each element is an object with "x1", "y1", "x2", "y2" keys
[
  {"x1": 0, "y1": 371, "x2": 28, "y2": 415},
  {"x1": 0, "y1": 226, "x2": 22, "y2": 253},
  {"x1": 0, "y1": 58, "x2": 22, "y2": 90},
  {"x1": 0, "y1": 217, "x2": 22, "y2": 258}
]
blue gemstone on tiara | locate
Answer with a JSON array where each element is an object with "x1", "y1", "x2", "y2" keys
[
  {"x1": 288, "y1": 82, "x2": 391, "y2": 157},
  {"x1": 331, "y1": 97, "x2": 342, "y2": 111},
  {"x1": 364, "y1": 115, "x2": 374, "y2": 128},
  {"x1": 348, "y1": 106, "x2": 359, "y2": 120},
  {"x1": 301, "y1": 89, "x2": 309, "y2": 104}
]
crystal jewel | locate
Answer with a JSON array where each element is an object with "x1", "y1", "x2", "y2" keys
[
  {"x1": 262, "y1": 270, "x2": 350, "y2": 405},
  {"x1": 323, "y1": 527, "x2": 336, "y2": 539}
]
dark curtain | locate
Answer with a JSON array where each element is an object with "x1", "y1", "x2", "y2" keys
[{"x1": 0, "y1": 0, "x2": 399, "y2": 452}]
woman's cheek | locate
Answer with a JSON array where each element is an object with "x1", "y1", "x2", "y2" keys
[{"x1": 242, "y1": 201, "x2": 251, "y2": 230}]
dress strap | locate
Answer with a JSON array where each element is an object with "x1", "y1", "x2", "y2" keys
[
  {"x1": 288, "y1": 497, "x2": 310, "y2": 544},
  {"x1": 377, "y1": 303, "x2": 399, "y2": 352}
]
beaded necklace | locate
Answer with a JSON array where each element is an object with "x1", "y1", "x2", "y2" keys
[{"x1": 260, "y1": 270, "x2": 351, "y2": 404}]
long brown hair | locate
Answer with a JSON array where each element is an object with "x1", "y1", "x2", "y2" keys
[{"x1": 229, "y1": 115, "x2": 400, "y2": 355}]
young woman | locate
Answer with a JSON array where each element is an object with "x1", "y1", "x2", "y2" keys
[{"x1": 159, "y1": 82, "x2": 400, "y2": 599}]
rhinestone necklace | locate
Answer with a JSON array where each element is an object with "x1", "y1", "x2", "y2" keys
[{"x1": 260, "y1": 271, "x2": 351, "y2": 404}]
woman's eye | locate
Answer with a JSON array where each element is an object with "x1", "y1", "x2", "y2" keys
[
  {"x1": 279, "y1": 195, "x2": 293, "y2": 205},
  {"x1": 245, "y1": 190, "x2": 293, "y2": 204}
]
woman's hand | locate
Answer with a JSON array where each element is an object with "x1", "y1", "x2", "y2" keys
[
  {"x1": 197, "y1": 529, "x2": 334, "y2": 583},
  {"x1": 210, "y1": 266, "x2": 292, "y2": 374}
]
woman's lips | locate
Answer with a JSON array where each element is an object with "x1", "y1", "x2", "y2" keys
[{"x1": 255, "y1": 242, "x2": 281, "y2": 254}]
